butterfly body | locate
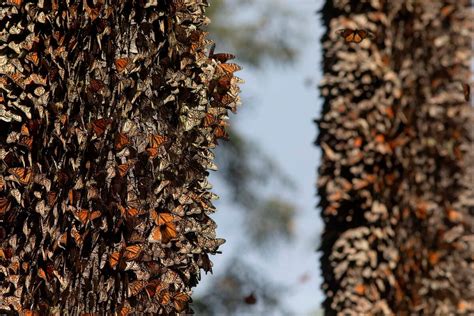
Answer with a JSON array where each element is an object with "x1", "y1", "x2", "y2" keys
[{"x1": 336, "y1": 28, "x2": 375, "y2": 43}]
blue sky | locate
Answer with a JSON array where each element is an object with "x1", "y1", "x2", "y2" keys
[{"x1": 196, "y1": 1, "x2": 325, "y2": 314}]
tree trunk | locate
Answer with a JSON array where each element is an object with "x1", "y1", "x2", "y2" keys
[
  {"x1": 0, "y1": 0, "x2": 240, "y2": 313},
  {"x1": 318, "y1": 0, "x2": 473, "y2": 314}
]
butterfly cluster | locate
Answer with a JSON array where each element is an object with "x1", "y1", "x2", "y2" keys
[
  {"x1": 0, "y1": 0, "x2": 241, "y2": 314},
  {"x1": 319, "y1": 1, "x2": 472, "y2": 315}
]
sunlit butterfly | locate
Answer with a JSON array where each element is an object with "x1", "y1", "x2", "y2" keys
[
  {"x1": 463, "y1": 83, "x2": 470, "y2": 102},
  {"x1": 115, "y1": 58, "x2": 129, "y2": 72},
  {"x1": 123, "y1": 244, "x2": 142, "y2": 261},
  {"x1": 218, "y1": 63, "x2": 242, "y2": 74},
  {"x1": 148, "y1": 223, "x2": 177, "y2": 244},
  {"x1": 8, "y1": 167, "x2": 32, "y2": 185},
  {"x1": 336, "y1": 28, "x2": 375, "y2": 43}
]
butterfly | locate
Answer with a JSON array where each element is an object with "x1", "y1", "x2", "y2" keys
[
  {"x1": 336, "y1": 29, "x2": 375, "y2": 43},
  {"x1": 0, "y1": 197, "x2": 12, "y2": 215},
  {"x1": 8, "y1": 167, "x2": 32, "y2": 185},
  {"x1": 89, "y1": 79, "x2": 105, "y2": 93},
  {"x1": 6, "y1": 0, "x2": 22, "y2": 7},
  {"x1": 91, "y1": 118, "x2": 112, "y2": 136},
  {"x1": 115, "y1": 58, "x2": 129, "y2": 72},
  {"x1": 148, "y1": 211, "x2": 178, "y2": 243},
  {"x1": 128, "y1": 280, "x2": 147, "y2": 297},
  {"x1": 160, "y1": 291, "x2": 190, "y2": 312},
  {"x1": 73, "y1": 209, "x2": 102, "y2": 225},
  {"x1": 115, "y1": 132, "x2": 130, "y2": 150},
  {"x1": 463, "y1": 83, "x2": 470, "y2": 102},
  {"x1": 109, "y1": 244, "x2": 143, "y2": 268},
  {"x1": 218, "y1": 63, "x2": 242, "y2": 74},
  {"x1": 213, "y1": 126, "x2": 229, "y2": 140},
  {"x1": 118, "y1": 205, "x2": 143, "y2": 220},
  {"x1": 26, "y1": 52, "x2": 40, "y2": 66},
  {"x1": 117, "y1": 162, "x2": 133, "y2": 177},
  {"x1": 212, "y1": 53, "x2": 236, "y2": 63},
  {"x1": 149, "y1": 134, "x2": 168, "y2": 148}
]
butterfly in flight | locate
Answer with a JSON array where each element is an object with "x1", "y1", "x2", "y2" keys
[{"x1": 336, "y1": 29, "x2": 375, "y2": 43}]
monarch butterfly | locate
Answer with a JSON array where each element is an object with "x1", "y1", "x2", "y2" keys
[
  {"x1": 115, "y1": 58, "x2": 129, "y2": 72},
  {"x1": 19, "y1": 136, "x2": 33, "y2": 150},
  {"x1": 8, "y1": 167, "x2": 32, "y2": 185},
  {"x1": 150, "y1": 210, "x2": 175, "y2": 225},
  {"x1": 0, "y1": 176, "x2": 5, "y2": 191},
  {"x1": 212, "y1": 53, "x2": 236, "y2": 63},
  {"x1": 160, "y1": 291, "x2": 190, "y2": 312},
  {"x1": 91, "y1": 118, "x2": 111, "y2": 136},
  {"x1": 463, "y1": 83, "x2": 470, "y2": 102},
  {"x1": 123, "y1": 244, "x2": 142, "y2": 261},
  {"x1": 73, "y1": 209, "x2": 101, "y2": 225},
  {"x1": 148, "y1": 223, "x2": 177, "y2": 244},
  {"x1": 109, "y1": 251, "x2": 122, "y2": 269},
  {"x1": 128, "y1": 280, "x2": 147, "y2": 297},
  {"x1": 218, "y1": 63, "x2": 242, "y2": 74},
  {"x1": 6, "y1": 0, "x2": 22, "y2": 7},
  {"x1": 213, "y1": 126, "x2": 229, "y2": 140},
  {"x1": 118, "y1": 205, "x2": 142, "y2": 219},
  {"x1": 149, "y1": 134, "x2": 168, "y2": 148},
  {"x1": 89, "y1": 79, "x2": 105, "y2": 93},
  {"x1": 26, "y1": 52, "x2": 40, "y2": 66},
  {"x1": 146, "y1": 147, "x2": 159, "y2": 159},
  {"x1": 115, "y1": 132, "x2": 130, "y2": 150},
  {"x1": 0, "y1": 197, "x2": 11, "y2": 215},
  {"x1": 203, "y1": 113, "x2": 218, "y2": 127},
  {"x1": 117, "y1": 163, "x2": 132, "y2": 177},
  {"x1": 336, "y1": 28, "x2": 375, "y2": 43}
]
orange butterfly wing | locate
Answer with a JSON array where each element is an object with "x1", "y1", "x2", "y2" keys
[
  {"x1": 160, "y1": 224, "x2": 177, "y2": 243},
  {"x1": 149, "y1": 134, "x2": 168, "y2": 148},
  {"x1": 26, "y1": 52, "x2": 40, "y2": 66},
  {"x1": 218, "y1": 63, "x2": 242, "y2": 74},
  {"x1": 212, "y1": 53, "x2": 235, "y2": 63},
  {"x1": 123, "y1": 245, "x2": 142, "y2": 261},
  {"x1": 109, "y1": 251, "x2": 121, "y2": 268},
  {"x1": 91, "y1": 118, "x2": 111, "y2": 136},
  {"x1": 128, "y1": 280, "x2": 146, "y2": 297},
  {"x1": 157, "y1": 213, "x2": 174, "y2": 225},
  {"x1": 115, "y1": 133, "x2": 130, "y2": 150},
  {"x1": 0, "y1": 197, "x2": 11, "y2": 215},
  {"x1": 115, "y1": 58, "x2": 129, "y2": 72},
  {"x1": 173, "y1": 293, "x2": 190, "y2": 312},
  {"x1": 117, "y1": 164, "x2": 131, "y2": 177},
  {"x1": 8, "y1": 167, "x2": 32, "y2": 185}
]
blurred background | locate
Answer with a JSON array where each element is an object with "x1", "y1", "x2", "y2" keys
[{"x1": 192, "y1": 1, "x2": 325, "y2": 314}]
